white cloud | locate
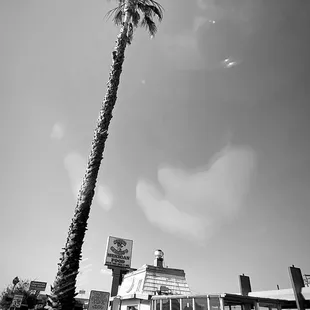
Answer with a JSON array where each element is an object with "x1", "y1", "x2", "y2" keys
[
  {"x1": 158, "y1": 16, "x2": 217, "y2": 70},
  {"x1": 96, "y1": 185, "x2": 113, "y2": 211},
  {"x1": 81, "y1": 257, "x2": 89, "y2": 263},
  {"x1": 80, "y1": 263, "x2": 92, "y2": 271},
  {"x1": 100, "y1": 269, "x2": 112, "y2": 276},
  {"x1": 64, "y1": 152, "x2": 86, "y2": 196},
  {"x1": 196, "y1": 0, "x2": 257, "y2": 24},
  {"x1": 159, "y1": 32, "x2": 203, "y2": 70},
  {"x1": 193, "y1": 16, "x2": 208, "y2": 32},
  {"x1": 197, "y1": 0, "x2": 208, "y2": 10},
  {"x1": 158, "y1": 16, "x2": 209, "y2": 71},
  {"x1": 50, "y1": 122, "x2": 65, "y2": 140},
  {"x1": 64, "y1": 152, "x2": 114, "y2": 211},
  {"x1": 136, "y1": 181, "x2": 208, "y2": 240},
  {"x1": 136, "y1": 146, "x2": 256, "y2": 242}
]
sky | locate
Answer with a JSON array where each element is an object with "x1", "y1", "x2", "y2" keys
[{"x1": 1, "y1": 0, "x2": 310, "y2": 298}]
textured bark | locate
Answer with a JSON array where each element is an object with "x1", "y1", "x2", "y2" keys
[{"x1": 47, "y1": 18, "x2": 130, "y2": 310}]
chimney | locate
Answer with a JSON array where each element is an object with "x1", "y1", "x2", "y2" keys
[{"x1": 154, "y1": 249, "x2": 164, "y2": 268}]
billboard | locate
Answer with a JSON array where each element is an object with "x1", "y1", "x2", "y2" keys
[
  {"x1": 104, "y1": 236, "x2": 133, "y2": 268},
  {"x1": 29, "y1": 281, "x2": 47, "y2": 292},
  {"x1": 87, "y1": 290, "x2": 109, "y2": 310}
]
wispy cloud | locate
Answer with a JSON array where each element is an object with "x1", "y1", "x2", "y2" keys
[
  {"x1": 193, "y1": 16, "x2": 208, "y2": 32},
  {"x1": 158, "y1": 15, "x2": 226, "y2": 70},
  {"x1": 197, "y1": 0, "x2": 208, "y2": 10},
  {"x1": 50, "y1": 122, "x2": 65, "y2": 140},
  {"x1": 159, "y1": 32, "x2": 202, "y2": 70},
  {"x1": 64, "y1": 151, "x2": 114, "y2": 211},
  {"x1": 158, "y1": 15, "x2": 210, "y2": 71},
  {"x1": 136, "y1": 146, "x2": 256, "y2": 242},
  {"x1": 136, "y1": 181, "x2": 207, "y2": 240},
  {"x1": 96, "y1": 185, "x2": 113, "y2": 211},
  {"x1": 64, "y1": 152, "x2": 85, "y2": 196},
  {"x1": 81, "y1": 257, "x2": 89, "y2": 263},
  {"x1": 76, "y1": 261, "x2": 93, "y2": 290},
  {"x1": 100, "y1": 269, "x2": 112, "y2": 276}
]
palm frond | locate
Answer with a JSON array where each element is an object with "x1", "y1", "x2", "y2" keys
[
  {"x1": 105, "y1": 6, "x2": 119, "y2": 20},
  {"x1": 113, "y1": 8, "x2": 124, "y2": 26},
  {"x1": 105, "y1": 2, "x2": 125, "y2": 25},
  {"x1": 141, "y1": 15, "x2": 157, "y2": 36},
  {"x1": 137, "y1": 3, "x2": 152, "y2": 18},
  {"x1": 127, "y1": 23, "x2": 134, "y2": 44},
  {"x1": 106, "y1": 0, "x2": 163, "y2": 38},
  {"x1": 137, "y1": 1, "x2": 163, "y2": 21},
  {"x1": 131, "y1": 10, "x2": 141, "y2": 27},
  {"x1": 146, "y1": 0, "x2": 164, "y2": 21}
]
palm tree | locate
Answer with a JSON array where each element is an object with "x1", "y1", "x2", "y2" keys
[{"x1": 46, "y1": 1, "x2": 163, "y2": 309}]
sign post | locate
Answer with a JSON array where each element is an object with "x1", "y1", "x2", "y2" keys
[
  {"x1": 104, "y1": 236, "x2": 133, "y2": 297},
  {"x1": 87, "y1": 290, "x2": 110, "y2": 310},
  {"x1": 11, "y1": 294, "x2": 23, "y2": 309}
]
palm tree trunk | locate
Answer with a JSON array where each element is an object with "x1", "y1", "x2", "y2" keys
[{"x1": 47, "y1": 10, "x2": 131, "y2": 310}]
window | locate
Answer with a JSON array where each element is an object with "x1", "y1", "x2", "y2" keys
[
  {"x1": 195, "y1": 298, "x2": 208, "y2": 310},
  {"x1": 182, "y1": 298, "x2": 193, "y2": 310},
  {"x1": 163, "y1": 299, "x2": 170, "y2": 310},
  {"x1": 209, "y1": 298, "x2": 220, "y2": 310},
  {"x1": 171, "y1": 298, "x2": 181, "y2": 310}
]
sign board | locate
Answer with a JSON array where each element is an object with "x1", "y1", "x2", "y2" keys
[
  {"x1": 29, "y1": 281, "x2": 47, "y2": 292},
  {"x1": 104, "y1": 236, "x2": 133, "y2": 268},
  {"x1": 11, "y1": 294, "x2": 23, "y2": 308},
  {"x1": 87, "y1": 290, "x2": 109, "y2": 310}
]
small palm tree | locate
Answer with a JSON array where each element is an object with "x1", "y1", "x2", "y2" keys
[{"x1": 46, "y1": 1, "x2": 163, "y2": 309}]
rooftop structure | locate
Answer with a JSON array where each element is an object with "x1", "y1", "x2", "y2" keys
[{"x1": 117, "y1": 250, "x2": 191, "y2": 297}]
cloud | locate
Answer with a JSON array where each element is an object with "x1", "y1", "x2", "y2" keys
[
  {"x1": 159, "y1": 14, "x2": 239, "y2": 71},
  {"x1": 136, "y1": 146, "x2": 256, "y2": 242},
  {"x1": 100, "y1": 269, "x2": 112, "y2": 276},
  {"x1": 64, "y1": 152, "x2": 114, "y2": 211},
  {"x1": 64, "y1": 152, "x2": 86, "y2": 196},
  {"x1": 158, "y1": 15, "x2": 210, "y2": 71},
  {"x1": 136, "y1": 181, "x2": 208, "y2": 240},
  {"x1": 81, "y1": 257, "x2": 89, "y2": 263},
  {"x1": 96, "y1": 185, "x2": 113, "y2": 211},
  {"x1": 193, "y1": 16, "x2": 208, "y2": 32},
  {"x1": 159, "y1": 32, "x2": 202, "y2": 71},
  {"x1": 197, "y1": 0, "x2": 208, "y2": 10},
  {"x1": 196, "y1": 0, "x2": 256, "y2": 23},
  {"x1": 50, "y1": 122, "x2": 65, "y2": 140},
  {"x1": 80, "y1": 263, "x2": 92, "y2": 271}
]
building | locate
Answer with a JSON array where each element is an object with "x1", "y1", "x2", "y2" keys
[{"x1": 110, "y1": 251, "x2": 310, "y2": 310}]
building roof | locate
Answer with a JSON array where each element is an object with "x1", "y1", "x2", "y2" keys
[
  {"x1": 117, "y1": 264, "x2": 191, "y2": 297},
  {"x1": 248, "y1": 286, "x2": 310, "y2": 301},
  {"x1": 151, "y1": 292, "x2": 307, "y2": 309}
]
